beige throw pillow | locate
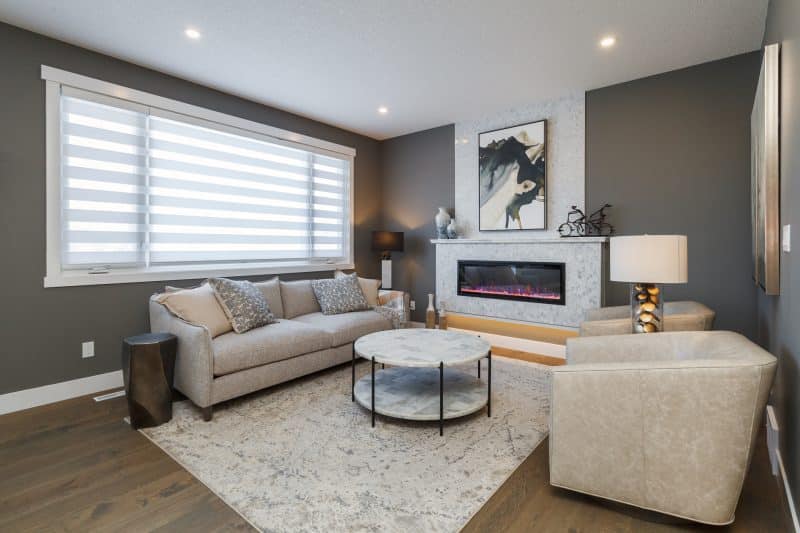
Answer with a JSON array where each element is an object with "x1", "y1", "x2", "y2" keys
[
  {"x1": 254, "y1": 277, "x2": 284, "y2": 319},
  {"x1": 156, "y1": 284, "x2": 232, "y2": 337},
  {"x1": 335, "y1": 270, "x2": 381, "y2": 306}
]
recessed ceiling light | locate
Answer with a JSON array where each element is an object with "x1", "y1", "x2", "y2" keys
[
  {"x1": 185, "y1": 28, "x2": 201, "y2": 40},
  {"x1": 599, "y1": 36, "x2": 616, "y2": 49},
  {"x1": 378, "y1": 106, "x2": 389, "y2": 115}
]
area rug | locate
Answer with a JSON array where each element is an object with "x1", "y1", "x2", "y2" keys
[{"x1": 141, "y1": 357, "x2": 551, "y2": 532}]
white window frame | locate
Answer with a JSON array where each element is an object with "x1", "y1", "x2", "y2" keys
[{"x1": 42, "y1": 65, "x2": 355, "y2": 288}]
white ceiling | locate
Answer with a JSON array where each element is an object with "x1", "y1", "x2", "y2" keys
[{"x1": 0, "y1": 0, "x2": 767, "y2": 140}]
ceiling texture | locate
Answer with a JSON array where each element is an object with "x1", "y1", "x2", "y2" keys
[{"x1": 0, "y1": 0, "x2": 768, "y2": 140}]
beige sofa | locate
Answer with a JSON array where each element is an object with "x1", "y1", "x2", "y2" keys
[
  {"x1": 549, "y1": 331, "x2": 776, "y2": 525},
  {"x1": 579, "y1": 301, "x2": 715, "y2": 336},
  {"x1": 150, "y1": 279, "x2": 404, "y2": 420}
]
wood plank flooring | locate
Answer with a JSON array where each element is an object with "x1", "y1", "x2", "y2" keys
[
  {"x1": 0, "y1": 386, "x2": 789, "y2": 532},
  {"x1": 0, "y1": 393, "x2": 250, "y2": 532}
]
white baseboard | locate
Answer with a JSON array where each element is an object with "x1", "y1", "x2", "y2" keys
[
  {"x1": 767, "y1": 405, "x2": 800, "y2": 532},
  {"x1": 0, "y1": 370, "x2": 123, "y2": 415},
  {"x1": 776, "y1": 448, "x2": 799, "y2": 532}
]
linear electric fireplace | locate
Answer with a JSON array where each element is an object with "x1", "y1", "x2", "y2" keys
[{"x1": 457, "y1": 260, "x2": 565, "y2": 305}]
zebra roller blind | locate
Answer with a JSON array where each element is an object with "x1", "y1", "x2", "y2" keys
[{"x1": 60, "y1": 87, "x2": 351, "y2": 270}]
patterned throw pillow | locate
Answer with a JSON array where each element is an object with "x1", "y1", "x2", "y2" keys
[
  {"x1": 208, "y1": 278, "x2": 276, "y2": 333},
  {"x1": 311, "y1": 273, "x2": 370, "y2": 315},
  {"x1": 334, "y1": 270, "x2": 381, "y2": 306}
]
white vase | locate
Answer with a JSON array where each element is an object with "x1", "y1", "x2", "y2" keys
[
  {"x1": 435, "y1": 207, "x2": 451, "y2": 239},
  {"x1": 446, "y1": 218, "x2": 457, "y2": 239}
]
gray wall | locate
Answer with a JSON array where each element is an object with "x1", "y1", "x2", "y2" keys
[
  {"x1": 0, "y1": 22, "x2": 382, "y2": 395},
  {"x1": 586, "y1": 52, "x2": 761, "y2": 339},
  {"x1": 380, "y1": 125, "x2": 455, "y2": 322},
  {"x1": 761, "y1": 0, "x2": 800, "y2": 513}
]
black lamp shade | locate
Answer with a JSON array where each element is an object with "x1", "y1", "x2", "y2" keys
[{"x1": 372, "y1": 231, "x2": 404, "y2": 252}]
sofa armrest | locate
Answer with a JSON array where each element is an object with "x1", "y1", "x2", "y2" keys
[
  {"x1": 663, "y1": 313, "x2": 708, "y2": 332},
  {"x1": 378, "y1": 289, "x2": 410, "y2": 324},
  {"x1": 149, "y1": 297, "x2": 214, "y2": 407},
  {"x1": 579, "y1": 318, "x2": 632, "y2": 337},
  {"x1": 579, "y1": 314, "x2": 709, "y2": 337}
]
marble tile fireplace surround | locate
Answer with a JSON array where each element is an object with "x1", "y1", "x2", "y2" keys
[{"x1": 433, "y1": 237, "x2": 608, "y2": 329}]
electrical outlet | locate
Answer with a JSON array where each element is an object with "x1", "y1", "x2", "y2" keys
[
  {"x1": 82, "y1": 341, "x2": 95, "y2": 359},
  {"x1": 409, "y1": 300, "x2": 416, "y2": 311}
]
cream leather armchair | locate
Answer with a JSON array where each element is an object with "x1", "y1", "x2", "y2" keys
[
  {"x1": 549, "y1": 331, "x2": 776, "y2": 525},
  {"x1": 579, "y1": 300, "x2": 715, "y2": 336}
]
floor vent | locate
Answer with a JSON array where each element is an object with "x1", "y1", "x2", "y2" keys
[{"x1": 93, "y1": 389, "x2": 126, "y2": 402}]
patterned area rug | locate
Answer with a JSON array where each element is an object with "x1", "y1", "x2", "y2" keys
[{"x1": 141, "y1": 357, "x2": 551, "y2": 532}]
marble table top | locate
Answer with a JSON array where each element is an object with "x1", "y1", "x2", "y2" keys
[{"x1": 354, "y1": 329, "x2": 491, "y2": 367}]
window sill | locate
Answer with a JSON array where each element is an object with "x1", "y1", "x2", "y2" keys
[{"x1": 44, "y1": 261, "x2": 355, "y2": 288}]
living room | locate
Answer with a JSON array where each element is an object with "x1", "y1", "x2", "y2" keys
[{"x1": 0, "y1": 1, "x2": 797, "y2": 531}]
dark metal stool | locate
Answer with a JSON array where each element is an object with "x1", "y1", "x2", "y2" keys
[{"x1": 122, "y1": 333, "x2": 177, "y2": 429}]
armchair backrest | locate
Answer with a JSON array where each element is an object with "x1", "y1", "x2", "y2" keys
[{"x1": 567, "y1": 331, "x2": 775, "y2": 366}]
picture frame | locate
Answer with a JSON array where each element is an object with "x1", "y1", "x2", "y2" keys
[
  {"x1": 751, "y1": 43, "x2": 780, "y2": 295},
  {"x1": 478, "y1": 119, "x2": 547, "y2": 231}
]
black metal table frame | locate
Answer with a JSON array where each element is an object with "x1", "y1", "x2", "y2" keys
[{"x1": 352, "y1": 347, "x2": 492, "y2": 436}]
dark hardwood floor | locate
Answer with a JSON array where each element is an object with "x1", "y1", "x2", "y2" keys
[
  {"x1": 0, "y1": 392, "x2": 250, "y2": 532},
  {"x1": 0, "y1": 390, "x2": 789, "y2": 532}
]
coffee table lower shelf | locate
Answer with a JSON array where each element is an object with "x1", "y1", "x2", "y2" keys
[{"x1": 353, "y1": 364, "x2": 490, "y2": 435}]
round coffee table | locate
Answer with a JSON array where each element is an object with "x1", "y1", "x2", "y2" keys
[{"x1": 352, "y1": 329, "x2": 492, "y2": 435}]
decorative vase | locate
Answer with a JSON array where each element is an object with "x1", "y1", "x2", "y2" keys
[
  {"x1": 438, "y1": 305, "x2": 448, "y2": 330},
  {"x1": 434, "y1": 207, "x2": 451, "y2": 239},
  {"x1": 425, "y1": 293, "x2": 436, "y2": 329},
  {"x1": 446, "y1": 219, "x2": 457, "y2": 239}
]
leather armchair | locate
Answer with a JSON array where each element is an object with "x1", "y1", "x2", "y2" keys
[
  {"x1": 579, "y1": 301, "x2": 715, "y2": 336},
  {"x1": 549, "y1": 331, "x2": 776, "y2": 525}
]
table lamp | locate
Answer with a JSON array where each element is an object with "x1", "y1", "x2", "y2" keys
[
  {"x1": 610, "y1": 235, "x2": 688, "y2": 333},
  {"x1": 371, "y1": 231, "x2": 404, "y2": 289}
]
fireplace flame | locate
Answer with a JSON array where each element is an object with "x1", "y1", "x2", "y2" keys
[{"x1": 459, "y1": 285, "x2": 561, "y2": 300}]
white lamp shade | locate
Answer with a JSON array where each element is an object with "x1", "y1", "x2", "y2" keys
[{"x1": 610, "y1": 235, "x2": 688, "y2": 283}]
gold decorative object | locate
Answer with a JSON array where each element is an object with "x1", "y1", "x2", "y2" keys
[
  {"x1": 631, "y1": 283, "x2": 664, "y2": 333},
  {"x1": 425, "y1": 293, "x2": 436, "y2": 329},
  {"x1": 437, "y1": 301, "x2": 448, "y2": 330}
]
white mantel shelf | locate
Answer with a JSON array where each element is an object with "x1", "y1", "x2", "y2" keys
[{"x1": 430, "y1": 237, "x2": 608, "y2": 245}]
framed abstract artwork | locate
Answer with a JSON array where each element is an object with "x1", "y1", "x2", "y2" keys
[
  {"x1": 751, "y1": 43, "x2": 780, "y2": 295},
  {"x1": 478, "y1": 120, "x2": 546, "y2": 231}
]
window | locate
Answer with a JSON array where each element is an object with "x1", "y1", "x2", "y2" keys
[{"x1": 43, "y1": 67, "x2": 355, "y2": 287}]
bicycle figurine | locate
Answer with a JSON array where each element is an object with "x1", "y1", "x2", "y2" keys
[{"x1": 558, "y1": 204, "x2": 614, "y2": 237}]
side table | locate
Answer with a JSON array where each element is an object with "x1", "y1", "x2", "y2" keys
[{"x1": 122, "y1": 333, "x2": 177, "y2": 429}]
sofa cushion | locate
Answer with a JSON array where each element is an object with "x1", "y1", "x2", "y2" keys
[
  {"x1": 291, "y1": 310, "x2": 392, "y2": 346},
  {"x1": 156, "y1": 284, "x2": 232, "y2": 338},
  {"x1": 280, "y1": 280, "x2": 321, "y2": 319},
  {"x1": 254, "y1": 277, "x2": 284, "y2": 319},
  {"x1": 311, "y1": 274, "x2": 370, "y2": 315},
  {"x1": 212, "y1": 319, "x2": 331, "y2": 376}
]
